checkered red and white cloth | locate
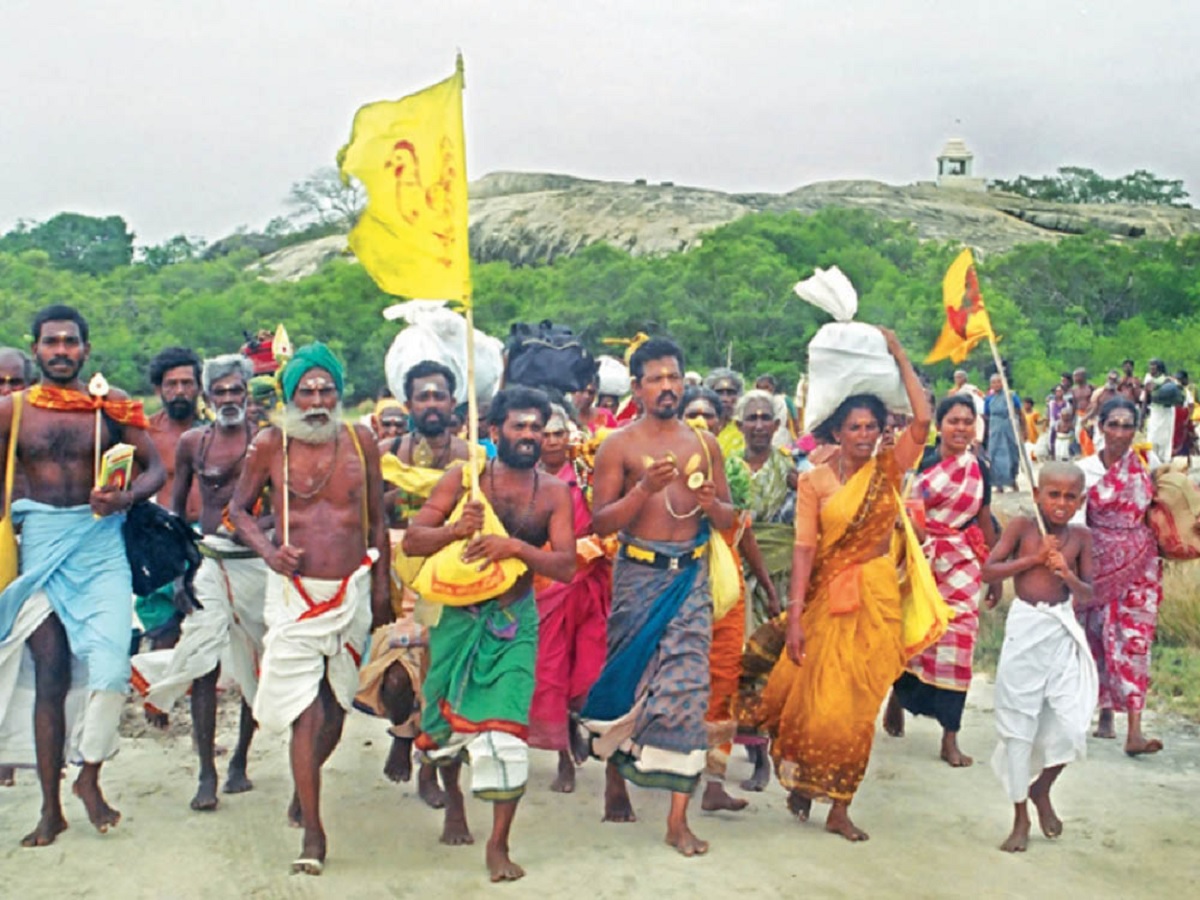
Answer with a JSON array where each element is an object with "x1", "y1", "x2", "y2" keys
[{"x1": 908, "y1": 452, "x2": 985, "y2": 691}]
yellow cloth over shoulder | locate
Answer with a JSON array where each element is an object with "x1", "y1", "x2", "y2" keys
[{"x1": 411, "y1": 464, "x2": 527, "y2": 605}]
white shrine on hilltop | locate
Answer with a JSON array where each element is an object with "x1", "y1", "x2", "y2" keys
[{"x1": 936, "y1": 138, "x2": 987, "y2": 192}]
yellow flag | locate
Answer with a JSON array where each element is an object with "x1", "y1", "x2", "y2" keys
[
  {"x1": 925, "y1": 248, "x2": 994, "y2": 364},
  {"x1": 338, "y1": 55, "x2": 470, "y2": 305}
]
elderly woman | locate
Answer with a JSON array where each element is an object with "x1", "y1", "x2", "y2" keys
[
  {"x1": 1078, "y1": 397, "x2": 1164, "y2": 755},
  {"x1": 757, "y1": 327, "x2": 931, "y2": 841},
  {"x1": 884, "y1": 395, "x2": 999, "y2": 766}
]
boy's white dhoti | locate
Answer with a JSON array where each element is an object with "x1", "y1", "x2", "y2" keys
[
  {"x1": 992, "y1": 598, "x2": 1098, "y2": 802},
  {"x1": 131, "y1": 536, "x2": 268, "y2": 710},
  {"x1": 253, "y1": 552, "x2": 376, "y2": 733}
]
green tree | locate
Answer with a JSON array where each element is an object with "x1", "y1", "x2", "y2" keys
[{"x1": 0, "y1": 213, "x2": 134, "y2": 275}]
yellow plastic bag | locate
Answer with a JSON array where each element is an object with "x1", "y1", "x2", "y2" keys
[
  {"x1": 0, "y1": 393, "x2": 23, "y2": 592},
  {"x1": 411, "y1": 468, "x2": 527, "y2": 606},
  {"x1": 895, "y1": 492, "x2": 949, "y2": 658},
  {"x1": 708, "y1": 516, "x2": 747, "y2": 621}
]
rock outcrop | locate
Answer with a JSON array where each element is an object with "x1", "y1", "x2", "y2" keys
[{"x1": 255, "y1": 172, "x2": 1200, "y2": 281}]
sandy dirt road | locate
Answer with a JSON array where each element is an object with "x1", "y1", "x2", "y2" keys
[{"x1": 2, "y1": 675, "x2": 1198, "y2": 900}]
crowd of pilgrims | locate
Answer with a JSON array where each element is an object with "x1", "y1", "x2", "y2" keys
[{"x1": 0, "y1": 311, "x2": 1173, "y2": 880}]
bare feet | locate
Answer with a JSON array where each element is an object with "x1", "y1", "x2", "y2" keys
[
  {"x1": 144, "y1": 706, "x2": 169, "y2": 730},
  {"x1": 569, "y1": 721, "x2": 591, "y2": 765},
  {"x1": 883, "y1": 690, "x2": 905, "y2": 738},
  {"x1": 1093, "y1": 708, "x2": 1116, "y2": 739},
  {"x1": 73, "y1": 768, "x2": 120, "y2": 833},
  {"x1": 550, "y1": 751, "x2": 576, "y2": 793},
  {"x1": 486, "y1": 839, "x2": 526, "y2": 882},
  {"x1": 287, "y1": 793, "x2": 303, "y2": 828},
  {"x1": 417, "y1": 764, "x2": 446, "y2": 809},
  {"x1": 665, "y1": 822, "x2": 709, "y2": 856},
  {"x1": 1000, "y1": 813, "x2": 1031, "y2": 852},
  {"x1": 190, "y1": 772, "x2": 219, "y2": 811},
  {"x1": 939, "y1": 732, "x2": 974, "y2": 768},
  {"x1": 223, "y1": 763, "x2": 253, "y2": 794},
  {"x1": 1124, "y1": 737, "x2": 1163, "y2": 756},
  {"x1": 603, "y1": 765, "x2": 637, "y2": 822},
  {"x1": 20, "y1": 810, "x2": 68, "y2": 847},
  {"x1": 0, "y1": 765, "x2": 14, "y2": 786},
  {"x1": 739, "y1": 744, "x2": 771, "y2": 792},
  {"x1": 825, "y1": 802, "x2": 868, "y2": 841},
  {"x1": 291, "y1": 827, "x2": 326, "y2": 875},
  {"x1": 701, "y1": 780, "x2": 749, "y2": 812},
  {"x1": 786, "y1": 789, "x2": 811, "y2": 822},
  {"x1": 440, "y1": 781, "x2": 474, "y2": 846},
  {"x1": 1030, "y1": 786, "x2": 1063, "y2": 838},
  {"x1": 384, "y1": 737, "x2": 413, "y2": 783}
]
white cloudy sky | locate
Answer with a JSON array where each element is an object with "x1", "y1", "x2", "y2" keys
[{"x1": 2, "y1": 0, "x2": 1196, "y2": 245}]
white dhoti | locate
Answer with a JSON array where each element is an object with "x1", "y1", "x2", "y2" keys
[
  {"x1": 252, "y1": 552, "x2": 376, "y2": 733},
  {"x1": 992, "y1": 598, "x2": 1098, "y2": 803},
  {"x1": 0, "y1": 592, "x2": 124, "y2": 766},
  {"x1": 131, "y1": 536, "x2": 268, "y2": 711},
  {"x1": 1147, "y1": 404, "x2": 1174, "y2": 462}
]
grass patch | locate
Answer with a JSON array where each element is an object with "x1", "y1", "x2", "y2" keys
[
  {"x1": 1159, "y1": 561, "x2": 1200, "y2": 647},
  {"x1": 1149, "y1": 646, "x2": 1200, "y2": 720}
]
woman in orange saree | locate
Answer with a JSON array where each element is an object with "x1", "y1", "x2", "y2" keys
[{"x1": 758, "y1": 327, "x2": 930, "y2": 841}]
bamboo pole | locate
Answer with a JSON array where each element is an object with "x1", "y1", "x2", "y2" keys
[{"x1": 986, "y1": 334, "x2": 1046, "y2": 534}]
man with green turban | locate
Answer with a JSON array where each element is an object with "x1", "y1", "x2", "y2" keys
[{"x1": 231, "y1": 341, "x2": 391, "y2": 876}]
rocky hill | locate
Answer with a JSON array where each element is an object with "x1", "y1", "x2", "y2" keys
[{"x1": 253, "y1": 172, "x2": 1200, "y2": 281}]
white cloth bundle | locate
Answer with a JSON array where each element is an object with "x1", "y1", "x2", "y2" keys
[
  {"x1": 794, "y1": 266, "x2": 912, "y2": 431},
  {"x1": 383, "y1": 300, "x2": 505, "y2": 405},
  {"x1": 596, "y1": 355, "x2": 630, "y2": 397}
]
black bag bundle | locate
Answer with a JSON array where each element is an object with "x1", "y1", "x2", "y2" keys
[
  {"x1": 1151, "y1": 380, "x2": 1185, "y2": 407},
  {"x1": 504, "y1": 320, "x2": 596, "y2": 393},
  {"x1": 123, "y1": 501, "x2": 202, "y2": 609}
]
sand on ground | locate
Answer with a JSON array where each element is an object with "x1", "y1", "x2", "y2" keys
[{"x1": 2, "y1": 675, "x2": 1198, "y2": 900}]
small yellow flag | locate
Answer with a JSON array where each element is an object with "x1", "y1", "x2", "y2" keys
[
  {"x1": 338, "y1": 55, "x2": 470, "y2": 305},
  {"x1": 925, "y1": 248, "x2": 994, "y2": 364},
  {"x1": 272, "y1": 322, "x2": 293, "y2": 362}
]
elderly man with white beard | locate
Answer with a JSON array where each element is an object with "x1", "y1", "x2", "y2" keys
[
  {"x1": 131, "y1": 354, "x2": 270, "y2": 812},
  {"x1": 230, "y1": 342, "x2": 389, "y2": 875}
]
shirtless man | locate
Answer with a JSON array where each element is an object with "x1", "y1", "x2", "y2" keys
[
  {"x1": 1117, "y1": 358, "x2": 1142, "y2": 405},
  {"x1": 364, "y1": 360, "x2": 472, "y2": 808},
  {"x1": 140, "y1": 346, "x2": 203, "y2": 651},
  {"x1": 1070, "y1": 369, "x2": 1095, "y2": 438},
  {"x1": 132, "y1": 354, "x2": 266, "y2": 811},
  {"x1": 230, "y1": 342, "x2": 389, "y2": 875},
  {"x1": 405, "y1": 386, "x2": 575, "y2": 882},
  {"x1": 982, "y1": 463, "x2": 1096, "y2": 853},
  {"x1": 0, "y1": 304, "x2": 164, "y2": 846},
  {"x1": 580, "y1": 338, "x2": 736, "y2": 857}
]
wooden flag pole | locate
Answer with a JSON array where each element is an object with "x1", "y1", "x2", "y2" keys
[
  {"x1": 464, "y1": 299, "x2": 480, "y2": 502},
  {"x1": 986, "y1": 334, "x2": 1046, "y2": 535}
]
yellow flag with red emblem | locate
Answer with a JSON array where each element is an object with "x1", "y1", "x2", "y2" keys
[
  {"x1": 925, "y1": 248, "x2": 994, "y2": 364},
  {"x1": 337, "y1": 55, "x2": 470, "y2": 306}
]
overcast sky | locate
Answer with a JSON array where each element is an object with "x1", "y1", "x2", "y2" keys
[{"x1": 2, "y1": 1, "x2": 1196, "y2": 245}]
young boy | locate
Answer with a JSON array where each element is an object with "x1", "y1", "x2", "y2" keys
[{"x1": 981, "y1": 462, "x2": 1098, "y2": 853}]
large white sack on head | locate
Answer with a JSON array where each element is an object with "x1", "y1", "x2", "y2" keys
[
  {"x1": 596, "y1": 355, "x2": 630, "y2": 397},
  {"x1": 803, "y1": 322, "x2": 912, "y2": 431},
  {"x1": 793, "y1": 266, "x2": 858, "y2": 323},
  {"x1": 383, "y1": 301, "x2": 504, "y2": 405}
]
